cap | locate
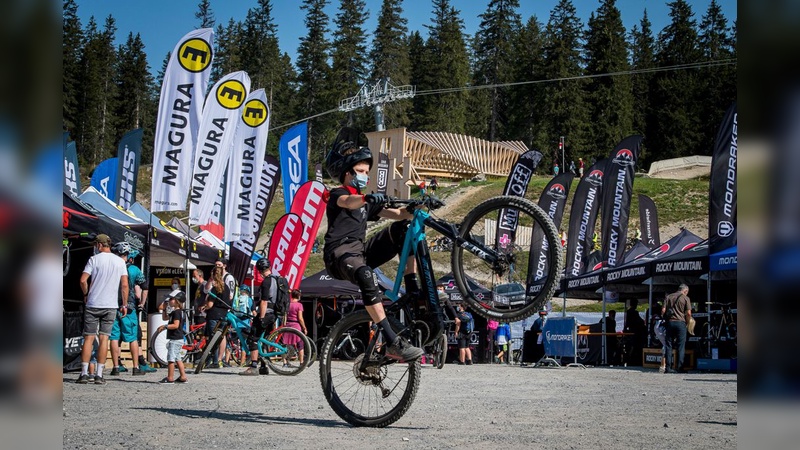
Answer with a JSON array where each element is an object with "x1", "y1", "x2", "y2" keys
[
  {"x1": 539, "y1": 308, "x2": 548, "y2": 315},
  {"x1": 93, "y1": 234, "x2": 111, "y2": 245}
]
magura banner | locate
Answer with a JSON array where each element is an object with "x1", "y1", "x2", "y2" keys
[
  {"x1": 188, "y1": 70, "x2": 251, "y2": 226},
  {"x1": 63, "y1": 133, "x2": 81, "y2": 197},
  {"x1": 565, "y1": 159, "x2": 608, "y2": 277},
  {"x1": 225, "y1": 89, "x2": 271, "y2": 242},
  {"x1": 114, "y1": 128, "x2": 142, "y2": 210},
  {"x1": 527, "y1": 173, "x2": 574, "y2": 294},
  {"x1": 228, "y1": 156, "x2": 281, "y2": 284},
  {"x1": 268, "y1": 213, "x2": 303, "y2": 282},
  {"x1": 600, "y1": 136, "x2": 642, "y2": 268},
  {"x1": 709, "y1": 102, "x2": 737, "y2": 254},
  {"x1": 285, "y1": 181, "x2": 328, "y2": 288},
  {"x1": 495, "y1": 150, "x2": 542, "y2": 253},
  {"x1": 637, "y1": 194, "x2": 660, "y2": 249},
  {"x1": 151, "y1": 28, "x2": 214, "y2": 212},
  {"x1": 279, "y1": 122, "x2": 309, "y2": 213}
]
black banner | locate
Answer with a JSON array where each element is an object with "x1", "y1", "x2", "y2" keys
[
  {"x1": 528, "y1": 173, "x2": 574, "y2": 294},
  {"x1": 114, "y1": 128, "x2": 143, "y2": 210},
  {"x1": 315, "y1": 163, "x2": 323, "y2": 183},
  {"x1": 637, "y1": 194, "x2": 660, "y2": 249},
  {"x1": 376, "y1": 152, "x2": 389, "y2": 195},
  {"x1": 495, "y1": 150, "x2": 542, "y2": 252},
  {"x1": 228, "y1": 155, "x2": 281, "y2": 284},
  {"x1": 63, "y1": 132, "x2": 81, "y2": 197},
  {"x1": 600, "y1": 136, "x2": 642, "y2": 268},
  {"x1": 709, "y1": 102, "x2": 737, "y2": 254},
  {"x1": 565, "y1": 159, "x2": 608, "y2": 277}
]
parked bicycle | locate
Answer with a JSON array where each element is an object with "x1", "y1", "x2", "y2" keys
[
  {"x1": 319, "y1": 194, "x2": 561, "y2": 427},
  {"x1": 699, "y1": 302, "x2": 737, "y2": 357},
  {"x1": 149, "y1": 320, "x2": 208, "y2": 367}
]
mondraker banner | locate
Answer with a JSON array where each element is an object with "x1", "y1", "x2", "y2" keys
[
  {"x1": 268, "y1": 213, "x2": 303, "y2": 283},
  {"x1": 600, "y1": 136, "x2": 642, "y2": 268},
  {"x1": 90, "y1": 158, "x2": 118, "y2": 200},
  {"x1": 63, "y1": 134, "x2": 81, "y2": 197},
  {"x1": 279, "y1": 122, "x2": 309, "y2": 213},
  {"x1": 709, "y1": 102, "x2": 737, "y2": 254},
  {"x1": 565, "y1": 159, "x2": 608, "y2": 277},
  {"x1": 151, "y1": 28, "x2": 214, "y2": 212},
  {"x1": 285, "y1": 181, "x2": 328, "y2": 288},
  {"x1": 495, "y1": 150, "x2": 542, "y2": 252},
  {"x1": 114, "y1": 128, "x2": 143, "y2": 210},
  {"x1": 376, "y1": 152, "x2": 389, "y2": 195},
  {"x1": 188, "y1": 70, "x2": 251, "y2": 226},
  {"x1": 637, "y1": 194, "x2": 660, "y2": 249},
  {"x1": 527, "y1": 173, "x2": 574, "y2": 294},
  {"x1": 225, "y1": 89, "x2": 271, "y2": 242},
  {"x1": 228, "y1": 156, "x2": 280, "y2": 284}
]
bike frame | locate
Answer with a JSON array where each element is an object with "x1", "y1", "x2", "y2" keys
[{"x1": 220, "y1": 310, "x2": 296, "y2": 360}]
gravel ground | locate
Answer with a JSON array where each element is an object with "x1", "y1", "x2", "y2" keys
[{"x1": 63, "y1": 362, "x2": 736, "y2": 449}]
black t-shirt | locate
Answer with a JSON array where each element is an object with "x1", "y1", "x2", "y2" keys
[
  {"x1": 205, "y1": 285, "x2": 231, "y2": 321},
  {"x1": 166, "y1": 309, "x2": 185, "y2": 340},
  {"x1": 323, "y1": 186, "x2": 383, "y2": 249},
  {"x1": 256, "y1": 276, "x2": 274, "y2": 313}
]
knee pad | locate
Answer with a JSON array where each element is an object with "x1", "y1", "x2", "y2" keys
[{"x1": 355, "y1": 266, "x2": 381, "y2": 306}]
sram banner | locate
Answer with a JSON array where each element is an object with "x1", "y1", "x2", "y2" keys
[
  {"x1": 114, "y1": 128, "x2": 143, "y2": 210},
  {"x1": 189, "y1": 70, "x2": 251, "y2": 226},
  {"x1": 284, "y1": 181, "x2": 328, "y2": 288},
  {"x1": 279, "y1": 122, "x2": 308, "y2": 213},
  {"x1": 268, "y1": 213, "x2": 303, "y2": 283},
  {"x1": 151, "y1": 28, "x2": 214, "y2": 212}
]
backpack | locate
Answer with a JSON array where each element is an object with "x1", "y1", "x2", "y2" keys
[
  {"x1": 459, "y1": 311, "x2": 474, "y2": 335},
  {"x1": 233, "y1": 293, "x2": 253, "y2": 316},
  {"x1": 268, "y1": 274, "x2": 291, "y2": 317}
]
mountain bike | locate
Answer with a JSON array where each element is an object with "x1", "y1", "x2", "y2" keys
[
  {"x1": 149, "y1": 321, "x2": 207, "y2": 367},
  {"x1": 699, "y1": 302, "x2": 737, "y2": 357},
  {"x1": 319, "y1": 194, "x2": 562, "y2": 427}
]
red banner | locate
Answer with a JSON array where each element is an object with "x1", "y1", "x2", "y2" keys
[
  {"x1": 268, "y1": 213, "x2": 303, "y2": 282},
  {"x1": 286, "y1": 181, "x2": 328, "y2": 288}
]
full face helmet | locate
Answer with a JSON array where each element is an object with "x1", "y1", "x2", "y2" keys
[{"x1": 325, "y1": 127, "x2": 373, "y2": 183}]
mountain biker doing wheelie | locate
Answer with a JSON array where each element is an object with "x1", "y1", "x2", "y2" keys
[{"x1": 323, "y1": 127, "x2": 424, "y2": 363}]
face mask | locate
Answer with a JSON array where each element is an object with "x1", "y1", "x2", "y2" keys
[
  {"x1": 172, "y1": 283, "x2": 180, "y2": 290},
  {"x1": 93, "y1": 245, "x2": 100, "y2": 255},
  {"x1": 351, "y1": 173, "x2": 369, "y2": 190},
  {"x1": 192, "y1": 278, "x2": 199, "y2": 284}
]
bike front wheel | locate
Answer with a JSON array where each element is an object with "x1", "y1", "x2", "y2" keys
[
  {"x1": 262, "y1": 327, "x2": 311, "y2": 376},
  {"x1": 452, "y1": 195, "x2": 562, "y2": 322},
  {"x1": 433, "y1": 333, "x2": 447, "y2": 369},
  {"x1": 194, "y1": 329, "x2": 223, "y2": 374},
  {"x1": 319, "y1": 310, "x2": 421, "y2": 427}
]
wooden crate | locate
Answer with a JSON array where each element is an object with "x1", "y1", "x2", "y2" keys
[{"x1": 643, "y1": 348, "x2": 695, "y2": 370}]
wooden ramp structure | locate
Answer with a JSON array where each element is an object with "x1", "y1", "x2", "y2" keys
[{"x1": 365, "y1": 128, "x2": 527, "y2": 199}]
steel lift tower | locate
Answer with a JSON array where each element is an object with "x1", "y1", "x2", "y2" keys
[{"x1": 338, "y1": 78, "x2": 416, "y2": 131}]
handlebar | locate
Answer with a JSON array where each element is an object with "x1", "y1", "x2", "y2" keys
[{"x1": 385, "y1": 195, "x2": 445, "y2": 211}]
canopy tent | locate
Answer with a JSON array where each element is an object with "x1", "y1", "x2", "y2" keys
[
  {"x1": 645, "y1": 240, "x2": 709, "y2": 288},
  {"x1": 298, "y1": 268, "x2": 399, "y2": 298},
  {"x1": 63, "y1": 192, "x2": 148, "y2": 248},
  {"x1": 167, "y1": 217, "x2": 200, "y2": 239},
  {"x1": 711, "y1": 245, "x2": 737, "y2": 272}
]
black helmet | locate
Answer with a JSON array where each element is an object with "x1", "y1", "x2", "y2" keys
[
  {"x1": 325, "y1": 127, "x2": 373, "y2": 182},
  {"x1": 256, "y1": 258, "x2": 270, "y2": 271}
]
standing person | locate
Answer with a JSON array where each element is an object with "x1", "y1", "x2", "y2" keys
[
  {"x1": 495, "y1": 322, "x2": 511, "y2": 364},
  {"x1": 578, "y1": 157, "x2": 584, "y2": 178},
  {"x1": 624, "y1": 299, "x2": 647, "y2": 366},
  {"x1": 429, "y1": 176, "x2": 438, "y2": 194},
  {"x1": 239, "y1": 258, "x2": 277, "y2": 376},
  {"x1": 662, "y1": 284, "x2": 692, "y2": 373},
  {"x1": 530, "y1": 308, "x2": 548, "y2": 363},
  {"x1": 282, "y1": 289, "x2": 308, "y2": 365},
  {"x1": 322, "y1": 128, "x2": 424, "y2": 363},
  {"x1": 454, "y1": 304, "x2": 474, "y2": 365},
  {"x1": 192, "y1": 269, "x2": 207, "y2": 326},
  {"x1": 108, "y1": 243, "x2": 147, "y2": 376},
  {"x1": 569, "y1": 160, "x2": 576, "y2": 175},
  {"x1": 76, "y1": 235, "x2": 129, "y2": 384},
  {"x1": 203, "y1": 266, "x2": 232, "y2": 368},
  {"x1": 133, "y1": 251, "x2": 155, "y2": 373},
  {"x1": 157, "y1": 289, "x2": 188, "y2": 384},
  {"x1": 602, "y1": 310, "x2": 618, "y2": 365},
  {"x1": 553, "y1": 163, "x2": 560, "y2": 176}
]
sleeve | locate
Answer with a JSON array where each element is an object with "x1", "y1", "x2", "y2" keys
[
  {"x1": 328, "y1": 187, "x2": 347, "y2": 207},
  {"x1": 135, "y1": 270, "x2": 147, "y2": 288},
  {"x1": 258, "y1": 277, "x2": 272, "y2": 302},
  {"x1": 83, "y1": 256, "x2": 95, "y2": 276}
]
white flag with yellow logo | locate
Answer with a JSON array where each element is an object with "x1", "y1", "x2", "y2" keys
[
  {"x1": 151, "y1": 28, "x2": 214, "y2": 212},
  {"x1": 224, "y1": 89, "x2": 271, "y2": 242},
  {"x1": 188, "y1": 71, "x2": 251, "y2": 226}
]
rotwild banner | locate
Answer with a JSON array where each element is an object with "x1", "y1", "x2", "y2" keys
[
  {"x1": 376, "y1": 152, "x2": 389, "y2": 195},
  {"x1": 63, "y1": 133, "x2": 81, "y2": 197},
  {"x1": 637, "y1": 194, "x2": 660, "y2": 249},
  {"x1": 709, "y1": 102, "x2": 737, "y2": 254},
  {"x1": 268, "y1": 213, "x2": 303, "y2": 283},
  {"x1": 495, "y1": 150, "x2": 542, "y2": 252},
  {"x1": 527, "y1": 173, "x2": 574, "y2": 294},
  {"x1": 225, "y1": 89, "x2": 271, "y2": 242},
  {"x1": 286, "y1": 181, "x2": 328, "y2": 288},
  {"x1": 114, "y1": 128, "x2": 143, "y2": 210},
  {"x1": 600, "y1": 136, "x2": 642, "y2": 268},
  {"x1": 279, "y1": 122, "x2": 308, "y2": 214},
  {"x1": 189, "y1": 70, "x2": 251, "y2": 226},
  {"x1": 565, "y1": 159, "x2": 608, "y2": 277},
  {"x1": 151, "y1": 28, "x2": 214, "y2": 212},
  {"x1": 228, "y1": 156, "x2": 281, "y2": 284}
]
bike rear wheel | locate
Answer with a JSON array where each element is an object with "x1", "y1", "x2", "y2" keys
[
  {"x1": 433, "y1": 333, "x2": 446, "y2": 369},
  {"x1": 262, "y1": 327, "x2": 310, "y2": 376},
  {"x1": 304, "y1": 336, "x2": 318, "y2": 369},
  {"x1": 149, "y1": 327, "x2": 197, "y2": 367},
  {"x1": 194, "y1": 329, "x2": 223, "y2": 374},
  {"x1": 451, "y1": 195, "x2": 562, "y2": 322},
  {"x1": 319, "y1": 310, "x2": 421, "y2": 427}
]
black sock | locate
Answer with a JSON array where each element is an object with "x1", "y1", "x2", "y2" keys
[
  {"x1": 404, "y1": 274, "x2": 420, "y2": 295},
  {"x1": 378, "y1": 318, "x2": 398, "y2": 343},
  {"x1": 251, "y1": 360, "x2": 258, "y2": 368}
]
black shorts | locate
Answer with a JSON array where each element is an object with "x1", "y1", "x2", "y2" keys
[
  {"x1": 324, "y1": 221, "x2": 408, "y2": 283},
  {"x1": 247, "y1": 313, "x2": 276, "y2": 352},
  {"x1": 457, "y1": 334, "x2": 470, "y2": 349}
]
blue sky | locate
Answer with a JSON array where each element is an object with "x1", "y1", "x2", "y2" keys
[{"x1": 75, "y1": 0, "x2": 736, "y2": 76}]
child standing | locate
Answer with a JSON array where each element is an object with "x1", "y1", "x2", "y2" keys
[{"x1": 158, "y1": 289, "x2": 188, "y2": 384}]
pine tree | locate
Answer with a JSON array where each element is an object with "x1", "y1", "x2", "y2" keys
[
  {"x1": 370, "y1": 0, "x2": 411, "y2": 128},
  {"x1": 195, "y1": 0, "x2": 215, "y2": 29},
  {"x1": 698, "y1": 0, "x2": 735, "y2": 154},
  {"x1": 650, "y1": 0, "x2": 702, "y2": 159},
  {"x1": 211, "y1": 19, "x2": 245, "y2": 86},
  {"x1": 540, "y1": 0, "x2": 588, "y2": 168},
  {"x1": 508, "y1": 15, "x2": 546, "y2": 150},
  {"x1": 330, "y1": 0, "x2": 370, "y2": 130},
  {"x1": 63, "y1": 0, "x2": 84, "y2": 133},
  {"x1": 584, "y1": 0, "x2": 633, "y2": 157},
  {"x1": 630, "y1": 10, "x2": 655, "y2": 144},
  {"x1": 472, "y1": 0, "x2": 521, "y2": 141},
  {"x1": 115, "y1": 33, "x2": 156, "y2": 161},
  {"x1": 408, "y1": 30, "x2": 428, "y2": 131}
]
